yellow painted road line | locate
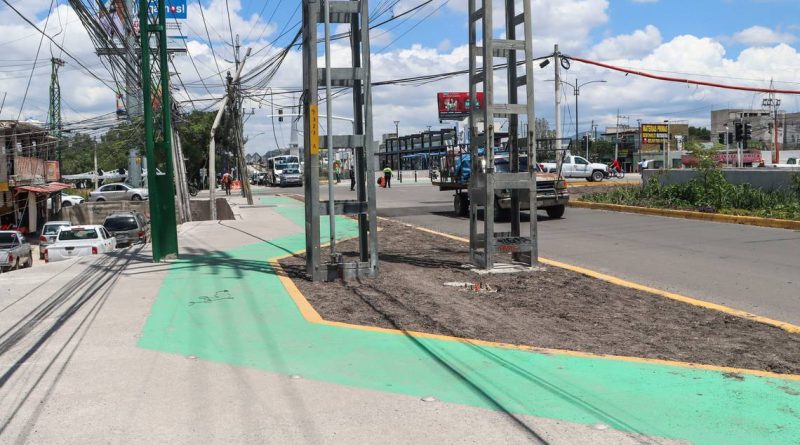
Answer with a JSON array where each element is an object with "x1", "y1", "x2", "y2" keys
[
  {"x1": 382, "y1": 219, "x2": 800, "y2": 335},
  {"x1": 570, "y1": 200, "x2": 800, "y2": 230}
]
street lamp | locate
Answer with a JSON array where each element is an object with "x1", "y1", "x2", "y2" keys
[{"x1": 559, "y1": 78, "x2": 607, "y2": 159}]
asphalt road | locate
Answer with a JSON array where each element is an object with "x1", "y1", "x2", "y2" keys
[{"x1": 261, "y1": 182, "x2": 800, "y2": 325}]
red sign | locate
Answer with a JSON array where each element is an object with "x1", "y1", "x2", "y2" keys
[{"x1": 437, "y1": 92, "x2": 484, "y2": 121}]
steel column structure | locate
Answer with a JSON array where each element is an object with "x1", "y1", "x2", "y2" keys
[
  {"x1": 139, "y1": 0, "x2": 179, "y2": 261},
  {"x1": 468, "y1": 0, "x2": 537, "y2": 269},
  {"x1": 302, "y1": 0, "x2": 378, "y2": 281}
]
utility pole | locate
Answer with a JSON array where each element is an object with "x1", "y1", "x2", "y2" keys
[
  {"x1": 615, "y1": 110, "x2": 620, "y2": 163},
  {"x1": 48, "y1": 58, "x2": 65, "y2": 166},
  {"x1": 574, "y1": 77, "x2": 579, "y2": 156},
  {"x1": 93, "y1": 138, "x2": 98, "y2": 190},
  {"x1": 209, "y1": 49, "x2": 251, "y2": 219},
  {"x1": 589, "y1": 119, "x2": 594, "y2": 159},
  {"x1": 763, "y1": 81, "x2": 781, "y2": 164},
  {"x1": 231, "y1": 34, "x2": 253, "y2": 205},
  {"x1": 554, "y1": 44, "x2": 562, "y2": 171}
]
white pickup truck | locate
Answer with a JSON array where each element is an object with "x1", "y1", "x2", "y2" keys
[
  {"x1": 774, "y1": 158, "x2": 800, "y2": 169},
  {"x1": 0, "y1": 231, "x2": 33, "y2": 272},
  {"x1": 541, "y1": 155, "x2": 609, "y2": 182},
  {"x1": 44, "y1": 225, "x2": 117, "y2": 263}
]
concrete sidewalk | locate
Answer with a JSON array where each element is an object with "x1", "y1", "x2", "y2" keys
[{"x1": 0, "y1": 196, "x2": 796, "y2": 444}]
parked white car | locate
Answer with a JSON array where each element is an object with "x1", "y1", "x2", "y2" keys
[
  {"x1": 61, "y1": 192, "x2": 85, "y2": 206},
  {"x1": 541, "y1": 155, "x2": 609, "y2": 182},
  {"x1": 44, "y1": 225, "x2": 117, "y2": 263}
]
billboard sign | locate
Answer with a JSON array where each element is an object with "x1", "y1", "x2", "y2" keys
[
  {"x1": 147, "y1": 0, "x2": 187, "y2": 19},
  {"x1": 46, "y1": 161, "x2": 61, "y2": 182},
  {"x1": 437, "y1": 92, "x2": 485, "y2": 121},
  {"x1": 640, "y1": 123, "x2": 669, "y2": 145}
]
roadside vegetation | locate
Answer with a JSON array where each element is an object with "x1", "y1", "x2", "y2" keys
[{"x1": 581, "y1": 148, "x2": 800, "y2": 221}]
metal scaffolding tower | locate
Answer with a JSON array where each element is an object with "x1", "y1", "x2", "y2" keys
[
  {"x1": 48, "y1": 57, "x2": 65, "y2": 163},
  {"x1": 468, "y1": 0, "x2": 538, "y2": 269},
  {"x1": 302, "y1": 0, "x2": 379, "y2": 282},
  {"x1": 139, "y1": 0, "x2": 179, "y2": 261}
]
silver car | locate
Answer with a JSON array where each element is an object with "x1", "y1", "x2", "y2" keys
[
  {"x1": 89, "y1": 183, "x2": 149, "y2": 202},
  {"x1": 38, "y1": 220, "x2": 71, "y2": 259}
]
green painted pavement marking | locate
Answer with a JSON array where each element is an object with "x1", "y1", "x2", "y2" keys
[{"x1": 138, "y1": 196, "x2": 800, "y2": 445}]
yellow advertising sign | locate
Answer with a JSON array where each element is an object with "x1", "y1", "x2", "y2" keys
[
  {"x1": 309, "y1": 104, "x2": 319, "y2": 155},
  {"x1": 640, "y1": 123, "x2": 669, "y2": 144}
]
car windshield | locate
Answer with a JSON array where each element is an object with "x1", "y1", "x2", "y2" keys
[
  {"x1": 44, "y1": 224, "x2": 69, "y2": 235},
  {"x1": 275, "y1": 163, "x2": 288, "y2": 170},
  {"x1": 0, "y1": 233, "x2": 17, "y2": 246},
  {"x1": 59, "y1": 229, "x2": 98, "y2": 241},
  {"x1": 494, "y1": 157, "x2": 530, "y2": 173},
  {"x1": 283, "y1": 164, "x2": 300, "y2": 174},
  {"x1": 104, "y1": 217, "x2": 138, "y2": 231}
]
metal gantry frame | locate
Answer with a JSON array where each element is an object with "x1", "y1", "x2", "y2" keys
[
  {"x1": 468, "y1": 0, "x2": 538, "y2": 269},
  {"x1": 302, "y1": 0, "x2": 379, "y2": 282}
]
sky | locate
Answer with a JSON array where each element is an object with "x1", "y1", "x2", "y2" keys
[{"x1": 1, "y1": 0, "x2": 799, "y2": 154}]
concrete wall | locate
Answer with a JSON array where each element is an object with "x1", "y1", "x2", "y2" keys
[
  {"x1": 190, "y1": 198, "x2": 235, "y2": 221},
  {"x1": 57, "y1": 198, "x2": 234, "y2": 224},
  {"x1": 642, "y1": 168, "x2": 800, "y2": 191},
  {"x1": 58, "y1": 201, "x2": 151, "y2": 225}
]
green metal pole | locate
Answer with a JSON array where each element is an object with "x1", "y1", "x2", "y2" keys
[
  {"x1": 156, "y1": 0, "x2": 178, "y2": 258},
  {"x1": 139, "y1": 0, "x2": 179, "y2": 261}
]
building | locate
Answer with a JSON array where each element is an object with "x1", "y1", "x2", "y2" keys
[
  {"x1": 1, "y1": 120, "x2": 68, "y2": 234},
  {"x1": 378, "y1": 128, "x2": 458, "y2": 172}
]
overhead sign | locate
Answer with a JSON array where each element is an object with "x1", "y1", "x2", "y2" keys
[
  {"x1": 640, "y1": 123, "x2": 669, "y2": 145},
  {"x1": 437, "y1": 92, "x2": 485, "y2": 121}
]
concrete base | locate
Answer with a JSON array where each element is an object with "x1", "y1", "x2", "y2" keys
[{"x1": 470, "y1": 263, "x2": 546, "y2": 275}]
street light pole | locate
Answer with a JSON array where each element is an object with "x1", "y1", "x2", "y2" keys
[{"x1": 557, "y1": 78, "x2": 606, "y2": 161}]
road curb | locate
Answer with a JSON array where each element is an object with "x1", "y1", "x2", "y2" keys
[{"x1": 569, "y1": 200, "x2": 800, "y2": 230}]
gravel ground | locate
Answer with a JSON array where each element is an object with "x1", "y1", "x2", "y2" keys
[{"x1": 281, "y1": 219, "x2": 800, "y2": 375}]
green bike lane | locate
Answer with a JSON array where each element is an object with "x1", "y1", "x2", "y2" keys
[{"x1": 138, "y1": 196, "x2": 800, "y2": 445}]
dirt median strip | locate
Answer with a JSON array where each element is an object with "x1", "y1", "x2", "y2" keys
[
  {"x1": 279, "y1": 218, "x2": 800, "y2": 375},
  {"x1": 569, "y1": 200, "x2": 800, "y2": 230}
]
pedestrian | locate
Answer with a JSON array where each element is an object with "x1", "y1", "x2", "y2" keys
[
  {"x1": 383, "y1": 165, "x2": 393, "y2": 188},
  {"x1": 349, "y1": 164, "x2": 355, "y2": 191},
  {"x1": 221, "y1": 171, "x2": 232, "y2": 196},
  {"x1": 334, "y1": 162, "x2": 341, "y2": 183}
]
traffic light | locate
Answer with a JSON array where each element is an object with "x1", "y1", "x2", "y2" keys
[
  {"x1": 718, "y1": 132, "x2": 725, "y2": 144},
  {"x1": 734, "y1": 123, "x2": 743, "y2": 141},
  {"x1": 744, "y1": 123, "x2": 752, "y2": 140},
  {"x1": 278, "y1": 108, "x2": 283, "y2": 122}
]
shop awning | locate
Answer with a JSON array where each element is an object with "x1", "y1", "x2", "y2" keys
[{"x1": 14, "y1": 182, "x2": 71, "y2": 194}]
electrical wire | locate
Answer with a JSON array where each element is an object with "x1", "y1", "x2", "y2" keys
[{"x1": 567, "y1": 55, "x2": 800, "y2": 95}]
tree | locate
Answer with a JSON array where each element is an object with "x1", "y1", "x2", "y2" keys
[
  {"x1": 176, "y1": 110, "x2": 216, "y2": 182},
  {"x1": 689, "y1": 126, "x2": 711, "y2": 142}
]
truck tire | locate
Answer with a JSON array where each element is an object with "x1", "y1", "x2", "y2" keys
[
  {"x1": 591, "y1": 170, "x2": 605, "y2": 182},
  {"x1": 493, "y1": 201, "x2": 509, "y2": 222},
  {"x1": 454, "y1": 193, "x2": 469, "y2": 217},
  {"x1": 546, "y1": 205, "x2": 565, "y2": 219}
]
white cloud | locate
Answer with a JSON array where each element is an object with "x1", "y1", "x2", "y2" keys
[
  {"x1": 731, "y1": 26, "x2": 795, "y2": 46},
  {"x1": 589, "y1": 25, "x2": 662, "y2": 59}
]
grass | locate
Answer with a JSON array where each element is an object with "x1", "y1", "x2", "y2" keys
[{"x1": 581, "y1": 173, "x2": 800, "y2": 221}]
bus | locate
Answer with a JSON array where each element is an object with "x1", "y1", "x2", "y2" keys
[{"x1": 266, "y1": 155, "x2": 300, "y2": 186}]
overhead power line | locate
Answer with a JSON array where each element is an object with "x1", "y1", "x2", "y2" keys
[{"x1": 567, "y1": 55, "x2": 800, "y2": 95}]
